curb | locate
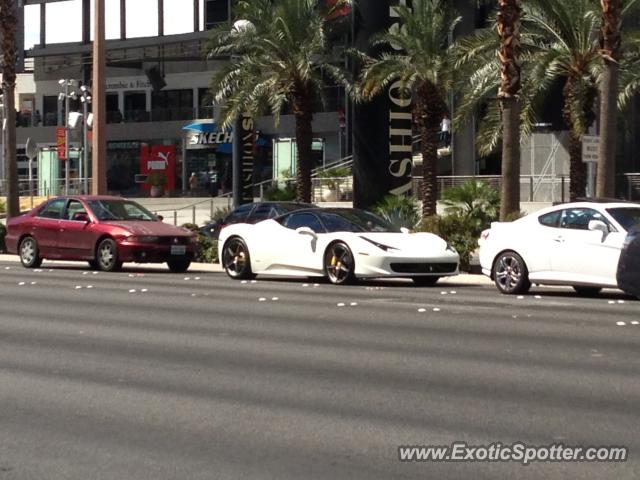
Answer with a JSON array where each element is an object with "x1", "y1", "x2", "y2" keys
[{"x1": 0, "y1": 254, "x2": 492, "y2": 285}]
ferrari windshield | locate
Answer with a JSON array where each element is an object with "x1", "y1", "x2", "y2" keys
[
  {"x1": 607, "y1": 208, "x2": 640, "y2": 231},
  {"x1": 88, "y1": 199, "x2": 157, "y2": 221},
  {"x1": 319, "y1": 209, "x2": 400, "y2": 233}
]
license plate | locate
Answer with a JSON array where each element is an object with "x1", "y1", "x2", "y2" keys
[{"x1": 171, "y1": 245, "x2": 186, "y2": 255}]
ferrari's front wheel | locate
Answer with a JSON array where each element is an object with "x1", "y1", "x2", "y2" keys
[
  {"x1": 324, "y1": 242, "x2": 355, "y2": 285},
  {"x1": 222, "y1": 237, "x2": 254, "y2": 280}
]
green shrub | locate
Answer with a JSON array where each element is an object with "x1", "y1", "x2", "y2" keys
[
  {"x1": 0, "y1": 222, "x2": 6, "y2": 254},
  {"x1": 441, "y1": 179, "x2": 500, "y2": 234},
  {"x1": 264, "y1": 182, "x2": 297, "y2": 201},
  {"x1": 373, "y1": 195, "x2": 421, "y2": 230},
  {"x1": 211, "y1": 205, "x2": 231, "y2": 222},
  {"x1": 181, "y1": 223, "x2": 218, "y2": 263},
  {"x1": 420, "y1": 214, "x2": 479, "y2": 271},
  {"x1": 0, "y1": 199, "x2": 5, "y2": 214}
]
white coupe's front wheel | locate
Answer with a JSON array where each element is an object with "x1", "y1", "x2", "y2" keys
[{"x1": 324, "y1": 242, "x2": 355, "y2": 285}]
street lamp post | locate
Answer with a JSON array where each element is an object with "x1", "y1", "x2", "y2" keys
[
  {"x1": 25, "y1": 137, "x2": 38, "y2": 208},
  {"x1": 79, "y1": 86, "x2": 92, "y2": 194},
  {"x1": 59, "y1": 79, "x2": 76, "y2": 194}
]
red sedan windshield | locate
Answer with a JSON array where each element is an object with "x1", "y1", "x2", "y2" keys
[{"x1": 88, "y1": 200, "x2": 157, "y2": 221}]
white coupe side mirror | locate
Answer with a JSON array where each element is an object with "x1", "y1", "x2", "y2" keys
[
  {"x1": 400, "y1": 227, "x2": 410, "y2": 234},
  {"x1": 588, "y1": 220, "x2": 609, "y2": 235},
  {"x1": 296, "y1": 226, "x2": 317, "y2": 238}
]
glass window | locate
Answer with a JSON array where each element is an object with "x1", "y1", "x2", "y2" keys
[
  {"x1": 606, "y1": 208, "x2": 640, "y2": 231},
  {"x1": 151, "y1": 89, "x2": 194, "y2": 121},
  {"x1": 560, "y1": 208, "x2": 607, "y2": 231},
  {"x1": 538, "y1": 210, "x2": 561, "y2": 228},
  {"x1": 88, "y1": 200, "x2": 156, "y2": 221},
  {"x1": 319, "y1": 210, "x2": 400, "y2": 233},
  {"x1": 284, "y1": 213, "x2": 325, "y2": 233},
  {"x1": 65, "y1": 200, "x2": 87, "y2": 221},
  {"x1": 225, "y1": 204, "x2": 254, "y2": 223},
  {"x1": 250, "y1": 204, "x2": 276, "y2": 222},
  {"x1": 205, "y1": 0, "x2": 230, "y2": 28},
  {"x1": 38, "y1": 199, "x2": 66, "y2": 219}
]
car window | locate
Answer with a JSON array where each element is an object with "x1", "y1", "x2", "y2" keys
[
  {"x1": 65, "y1": 200, "x2": 87, "y2": 221},
  {"x1": 87, "y1": 200, "x2": 156, "y2": 221},
  {"x1": 560, "y1": 208, "x2": 607, "y2": 231},
  {"x1": 538, "y1": 210, "x2": 561, "y2": 228},
  {"x1": 283, "y1": 213, "x2": 325, "y2": 233},
  {"x1": 606, "y1": 208, "x2": 640, "y2": 231},
  {"x1": 225, "y1": 203, "x2": 254, "y2": 223},
  {"x1": 319, "y1": 210, "x2": 400, "y2": 233},
  {"x1": 250, "y1": 204, "x2": 275, "y2": 222},
  {"x1": 38, "y1": 199, "x2": 66, "y2": 219}
]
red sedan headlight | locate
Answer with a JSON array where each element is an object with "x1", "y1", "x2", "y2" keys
[{"x1": 127, "y1": 235, "x2": 160, "y2": 243}]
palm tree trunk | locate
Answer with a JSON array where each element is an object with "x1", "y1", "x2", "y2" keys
[
  {"x1": 597, "y1": 0, "x2": 622, "y2": 198},
  {"x1": 293, "y1": 84, "x2": 314, "y2": 203},
  {"x1": 500, "y1": 97, "x2": 521, "y2": 217},
  {"x1": 416, "y1": 84, "x2": 444, "y2": 218},
  {"x1": 0, "y1": 0, "x2": 19, "y2": 218},
  {"x1": 567, "y1": 132, "x2": 587, "y2": 201},
  {"x1": 497, "y1": 0, "x2": 522, "y2": 221}
]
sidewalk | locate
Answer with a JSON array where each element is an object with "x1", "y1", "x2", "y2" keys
[{"x1": 0, "y1": 254, "x2": 491, "y2": 285}]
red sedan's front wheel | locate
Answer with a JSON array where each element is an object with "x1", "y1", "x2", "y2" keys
[
  {"x1": 96, "y1": 238, "x2": 123, "y2": 272},
  {"x1": 19, "y1": 236, "x2": 43, "y2": 269}
]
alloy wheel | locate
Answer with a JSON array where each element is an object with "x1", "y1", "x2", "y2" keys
[
  {"x1": 494, "y1": 252, "x2": 530, "y2": 294},
  {"x1": 325, "y1": 243, "x2": 355, "y2": 285}
]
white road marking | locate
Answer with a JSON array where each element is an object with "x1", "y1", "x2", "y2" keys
[
  {"x1": 418, "y1": 308, "x2": 426, "y2": 313},
  {"x1": 337, "y1": 303, "x2": 345, "y2": 307}
]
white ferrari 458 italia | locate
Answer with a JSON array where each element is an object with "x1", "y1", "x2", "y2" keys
[{"x1": 218, "y1": 208, "x2": 459, "y2": 285}]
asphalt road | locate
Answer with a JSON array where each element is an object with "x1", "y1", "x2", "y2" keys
[{"x1": 0, "y1": 260, "x2": 639, "y2": 480}]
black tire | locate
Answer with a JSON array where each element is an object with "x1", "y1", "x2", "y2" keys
[
  {"x1": 88, "y1": 260, "x2": 99, "y2": 270},
  {"x1": 572, "y1": 286, "x2": 602, "y2": 297},
  {"x1": 19, "y1": 236, "x2": 43, "y2": 268},
  {"x1": 324, "y1": 242, "x2": 356, "y2": 285},
  {"x1": 167, "y1": 259, "x2": 191, "y2": 273},
  {"x1": 222, "y1": 237, "x2": 254, "y2": 280},
  {"x1": 96, "y1": 238, "x2": 122, "y2": 272},
  {"x1": 412, "y1": 276, "x2": 440, "y2": 286},
  {"x1": 493, "y1": 251, "x2": 531, "y2": 294}
]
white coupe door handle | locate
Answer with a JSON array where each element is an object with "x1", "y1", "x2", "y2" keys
[{"x1": 553, "y1": 236, "x2": 564, "y2": 243}]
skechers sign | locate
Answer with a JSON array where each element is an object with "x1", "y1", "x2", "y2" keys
[{"x1": 183, "y1": 122, "x2": 233, "y2": 150}]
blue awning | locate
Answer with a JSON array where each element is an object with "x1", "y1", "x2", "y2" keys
[{"x1": 182, "y1": 122, "x2": 218, "y2": 133}]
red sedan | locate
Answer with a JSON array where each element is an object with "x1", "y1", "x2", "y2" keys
[{"x1": 5, "y1": 196, "x2": 197, "y2": 272}]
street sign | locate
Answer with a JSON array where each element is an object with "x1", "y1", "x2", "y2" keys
[
  {"x1": 56, "y1": 127, "x2": 66, "y2": 160},
  {"x1": 582, "y1": 135, "x2": 600, "y2": 163},
  {"x1": 25, "y1": 137, "x2": 38, "y2": 160}
]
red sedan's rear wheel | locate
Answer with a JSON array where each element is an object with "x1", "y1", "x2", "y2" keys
[
  {"x1": 19, "y1": 236, "x2": 43, "y2": 268},
  {"x1": 96, "y1": 238, "x2": 123, "y2": 272},
  {"x1": 324, "y1": 242, "x2": 356, "y2": 285}
]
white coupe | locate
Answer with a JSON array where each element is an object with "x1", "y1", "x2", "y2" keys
[
  {"x1": 218, "y1": 208, "x2": 459, "y2": 285},
  {"x1": 479, "y1": 201, "x2": 640, "y2": 295}
]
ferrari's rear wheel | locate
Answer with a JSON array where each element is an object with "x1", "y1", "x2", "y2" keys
[
  {"x1": 19, "y1": 237, "x2": 43, "y2": 268},
  {"x1": 324, "y1": 242, "x2": 355, "y2": 285},
  {"x1": 96, "y1": 238, "x2": 123, "y2": 272},
  {"x1": 222, "y1": 237, "x2": 254, "y2": 280},
  {"x1": 493, "y1": 251, "x2": 531, "y2": 294},
  {"x1": 412, "y1": 276, "x2": 440, "y2": 286}
]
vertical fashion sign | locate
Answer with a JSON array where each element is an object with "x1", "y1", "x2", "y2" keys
[
  {"x1": 232, "y1": 113, "x2": 255, "y2": 206},
  {"x1": 352, "y1": 0, "x2": 414, "y2": 209}
]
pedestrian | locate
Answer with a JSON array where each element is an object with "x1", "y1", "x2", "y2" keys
[
  {"x1": 440, "y1": 113, "x2": 451, "y2": 146},
  {"x1": 189, "y1": 172, "x2": 198, "y2": 196}
]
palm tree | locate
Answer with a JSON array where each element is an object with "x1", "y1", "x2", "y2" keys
[
  {"x1": 597, "y1": 0, "x2": 640, "y2": 197},
  {"x1": 455, "y1": 0, "x2": 606, "y2": 201},
  {"x1": 355, "y1": 0, "x2": 460, "y2": 217},
  {"x1": 206, "y1": 0, "x2": 342, "y2": 203},
  {"x1": 0, "y1": 0, "x2": 19, "y2": 218},
  {"x1": 497, "y1": 0, "x2": 523, "y2": 220}
]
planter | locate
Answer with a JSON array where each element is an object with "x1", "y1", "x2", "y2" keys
[{"x1": 150, "y1": 185, "x2": 164, "y2": 197}]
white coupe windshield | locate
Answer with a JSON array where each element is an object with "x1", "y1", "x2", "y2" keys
[{"x1": 319, "y1": 210, "x2": 400, "y2": 233}]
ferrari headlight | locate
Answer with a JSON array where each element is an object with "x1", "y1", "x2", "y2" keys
[
  {"x1": 360, "y1": 236, "x2": 399, "y2": 252},
  {"x1": 128, "y1": 235, "x2": 159, "y2": 243}
]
